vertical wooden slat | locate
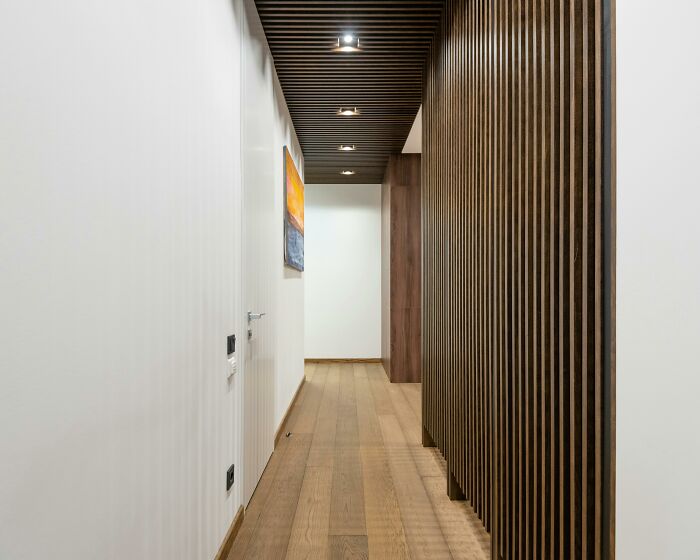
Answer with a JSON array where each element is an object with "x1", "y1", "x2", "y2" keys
[
  {"x1": 592, "y1": 2, "x2": 603, "y2": 559},
  {"x1": 540, "y1": 1, "x2": 551, "y2": 557}
]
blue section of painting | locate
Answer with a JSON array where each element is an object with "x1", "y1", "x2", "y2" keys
[{"x1": 285, "y1": 220, "x2": 304, "y2": 271}]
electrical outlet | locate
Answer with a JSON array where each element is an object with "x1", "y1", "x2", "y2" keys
[{"x1": 226, "y1": 464, "x2": 235, "y2": 491}]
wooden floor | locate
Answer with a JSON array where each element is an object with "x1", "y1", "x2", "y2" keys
[{"x1": 228, "y1": 363, "x2": 491, "y2": 560}]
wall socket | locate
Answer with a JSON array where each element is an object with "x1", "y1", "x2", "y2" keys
[{"x1": 226, "y1": 464, "x2": 235, "y2": 491}]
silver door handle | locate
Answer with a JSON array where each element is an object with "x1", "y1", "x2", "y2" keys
[{"x1": 247, "y1": 311, "x2": 267, "y2": 322}]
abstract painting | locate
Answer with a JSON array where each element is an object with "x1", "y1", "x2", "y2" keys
[{"x1": 283, "y1": 146, "x2": 304, "y2": 271}]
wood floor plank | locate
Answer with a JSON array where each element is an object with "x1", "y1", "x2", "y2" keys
[
  {"x1": 354, "y1": 365, "x2": 383, "y2": 446},
  {"x1": 285, "y1": 467, "x2": 333, "y2": 560},
  {"x1": 330, "y1": 366, "x2": 366, "y2": 536},
  {"x1": 418, "y1": 446, "x2": 449, "y2": 479},
  {"x1": 378, "y1": 414, "x2": 452, "y2": 559},
  {"x1": 304, "y1": 362, "x2": 317, "y2": 380},
  {"x1": 386, "y1": 381, "x2": 446, "y2": 478},
  {"x1": 366, "y1": 364, "x2": 395, "y2": 415},
  {"x1": 386, "y1": 382, "x2": 422, "y2": 444},
  {"x1": 335, "y1": 404, "x2": 360, "y2": 448},
  {"x1": 337, "y1": 364, "x2": 358, "y2": 409},
  {"x1": 353, "y1": 363, "x2": 368, "y2": 379},
  {"x1": 355, "y1": 365, "x2": 409, "y2": 557},
  {"x1": 422, "y1": 475, "x2": 491, "y2": 560},
  {"x1": 307, "y1": 365, "x2": 340, "y2": 467},
  {"x1": 243, "y1": 433, "x2": 313, "y2": 560},
  {"x1": 336, "y1": 367, "x2": 360, "y2": 446},
  {"x1": 329, "y1": 535, "x2": 369, "y2": 560},
  {"x1": 329, "y1": 446, "x2": 366, "y2": 536},
  {"x1": 336, "y1": 366, "x2": 360, "y2": 447},
  {"x1": 400, "y1": 383, "x2": 422, "y2": 421},
  {"x1": 292, "y1": 365, "x2": 328, "y2": 434},
  {"x1": 360, "y1": 445, "x2": 411, "y2": 559}
]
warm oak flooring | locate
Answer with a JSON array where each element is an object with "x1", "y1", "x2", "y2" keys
[{"x1": 228, "y1": 363, "x2": 491, "y2": 560}]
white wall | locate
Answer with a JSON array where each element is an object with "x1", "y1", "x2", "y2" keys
[
  {"x1": 617, "y1": 2, "x2": 700, "y2": 558},
  {"x1": 402, "y1": 106, "x2": 422, "y2": 153},
  {"x1": 239, "y1": 0, "x2": 305, "y2": 503},
  {"x1": 0, "y1": 1, "x2": 302, "y2": 558},
  {"x1": 304, "y1": 184, "x2": 381, "y2": 359}
]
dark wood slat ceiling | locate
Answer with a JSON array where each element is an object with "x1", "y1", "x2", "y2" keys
[{"x1": 254, "y1": 0, "x2": 443, "y2": 183}]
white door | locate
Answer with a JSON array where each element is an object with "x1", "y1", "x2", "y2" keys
[{"x1": 240, "y1": 0, "x2": 277, "y2": 506}]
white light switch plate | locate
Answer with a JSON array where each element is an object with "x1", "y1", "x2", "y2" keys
[{"x1": 227, "y1": 355, "x2": 237, "y2": 378}]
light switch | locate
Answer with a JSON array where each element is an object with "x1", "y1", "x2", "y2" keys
[{"x1": 227, "y1": 355, "x2": 237, "y2": 378}]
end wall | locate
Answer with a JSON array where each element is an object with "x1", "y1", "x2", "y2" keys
[{"x1": 304, "y1": 184, "x2": 381, "y2": 360}]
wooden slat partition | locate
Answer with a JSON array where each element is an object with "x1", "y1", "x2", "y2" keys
[{"x1": 421, "y1": 1, "x2": 615, "y2": 559}]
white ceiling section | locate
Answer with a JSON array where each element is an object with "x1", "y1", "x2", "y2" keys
[{"x1": 402, "y1": 106, "x2": 422, "y2": 153}]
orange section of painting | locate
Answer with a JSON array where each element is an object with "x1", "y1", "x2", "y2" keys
[{"x1": 285, "y1": 149, "x2": 304, "y2": 234}]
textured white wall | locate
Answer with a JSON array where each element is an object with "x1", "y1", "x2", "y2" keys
[
  {"x1": 617, "y1": 1, "x2": 700, "y2": 558},
  {"x1": 304, "y1": 184, "x2": 381, "y2": 359},
  {"x1": 239, "y1": 0, "x2": 305, "y2": 503},
  {"x1": 0, "y1": 0, "x2": 302, "y2": 558}
]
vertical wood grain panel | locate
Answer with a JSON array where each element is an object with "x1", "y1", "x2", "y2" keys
[
  {"x1": 421, "y1": 1, "x2": 614, "y2": 558},
  {"x1": 382, "y1": 154, "x2": 422, "y2": 383}
]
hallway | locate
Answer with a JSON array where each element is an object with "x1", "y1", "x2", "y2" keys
[
  {"x1": 8, "y1": 0, "x2": 700, "y2": 558},
  {"x1": 228, "y1": 364, "x2": 490, "y2": 559}
]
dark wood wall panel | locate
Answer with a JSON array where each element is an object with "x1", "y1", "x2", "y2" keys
[
  {"x1": 421, "y1": 1, "x2": 614, "y2": 559},
  {"x1": 382, "y1": 154, "x2": 422, "y2": 383}
]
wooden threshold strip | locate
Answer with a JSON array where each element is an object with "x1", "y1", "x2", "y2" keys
[{"x1": 304, "y1": 358, "x2": 381, "y2": 364}]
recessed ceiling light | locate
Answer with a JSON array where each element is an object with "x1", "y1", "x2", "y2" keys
[
  {"x1": 338, "y1": 145, "x2": 357, "y2": 151},
  {"x1": 333, "y1": 36, "x2": 361, "y2": 53},
  {"x1": 334, "y1": 45, "x2": 361, "y2": 53},
  {"x1": 340, "y1": 170, "x2": 356, "y2": 175},
  {"x1": 337, "y1": 107, "x2": 360, "y2": 116}
]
